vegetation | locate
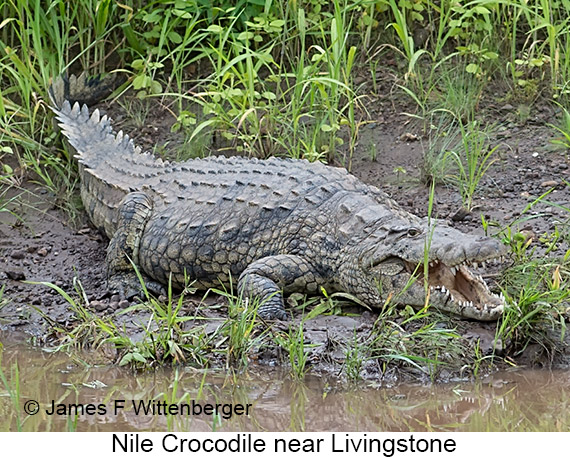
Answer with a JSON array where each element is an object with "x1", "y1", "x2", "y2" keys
[{"x1": 1, "y1": 0, "x2": 569, "y2": 382}]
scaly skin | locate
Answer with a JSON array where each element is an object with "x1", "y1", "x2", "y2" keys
[{"x1": 49, "y1": 81, "x2": 507, "y2": 321}]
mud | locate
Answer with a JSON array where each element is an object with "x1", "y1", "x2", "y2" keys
[{"x1": 1, "y1": 76, "x2": 570, "y2": 381}]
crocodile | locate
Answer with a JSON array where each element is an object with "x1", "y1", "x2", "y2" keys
[{"x1": 48, "y1": 76, "x2": 506, "y2": 321}]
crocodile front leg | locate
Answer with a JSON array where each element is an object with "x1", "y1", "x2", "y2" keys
[
  {"x1": 238, "y1": 254, "x2": 323, "y2": 320},
  {"x1": 106, "y1": 191, "x2": 165, "y2": 299}
]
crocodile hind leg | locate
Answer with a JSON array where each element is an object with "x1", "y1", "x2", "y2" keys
[
  {"x1": 106, "y1": 191, "x2": 166, "y2": 299},
  {"x1": 238, "y1": 254, "x2": 323, "y2": 320}
]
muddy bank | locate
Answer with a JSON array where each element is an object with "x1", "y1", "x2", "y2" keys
[{"x1": 1, "y1": 88, "x2": 570, "y2": 381}]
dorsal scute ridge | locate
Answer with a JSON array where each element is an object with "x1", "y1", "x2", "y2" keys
[
  {"x1": 52, "y1": 97, "x2": 167, "y2": 175},
  {"x1": 91, "y1": 108, "x2": 100, "y2": 124},
  {"x1": 80, "y1": 103, "x2": 90, "y2": 121}
]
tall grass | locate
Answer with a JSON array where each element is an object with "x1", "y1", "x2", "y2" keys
[{"x1": 2, "y1": 0, "x2": 570, "y2": 169}]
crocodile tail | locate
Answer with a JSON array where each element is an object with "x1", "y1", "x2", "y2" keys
[
  {"x1": 48, "y1": 72, "x2": 125, "y2": 109},
  {"x1": 49, "y1": 75, "x2": 167, "y2": 238},
  {"x1": 49, "y1": 78, "x2": 165, "y2": 171}
]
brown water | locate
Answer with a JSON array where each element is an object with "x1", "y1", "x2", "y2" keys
[{"x1": 1, "y1": 334, "x2": 569, "y2": 432}]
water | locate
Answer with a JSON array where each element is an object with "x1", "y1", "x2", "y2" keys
[{"x1": 1, "y1": 334, "x2": 569, "y2": 432}]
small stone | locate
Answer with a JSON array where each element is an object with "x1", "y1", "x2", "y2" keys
[
  {"x1": 5, "y1": 269, "x2": 25, "y2": 280},
  {"x1": 37, "y1": 247, "x2": 50, "y2": 257},
  {"x1": 540, "y1": 180, "x2": 558, "y2": 187},
  {"x1": 10, "y1": 250, "x2": 26, "y2": 260},
  {"x1": 31, "y1": 297, "x2": 42, "y2": 306},
  {"x1": 399, "y1": 132, "x2": 419, "y2": 142},
  {"x1": 91, "y1": 301, "x2": 107, "y2": 312},
  {"x1": 451, "y1": 207, "x2": 471, "y2": 222},
  {"x1": 118, "y1": 299, "x2": 130, "y2": 309}
]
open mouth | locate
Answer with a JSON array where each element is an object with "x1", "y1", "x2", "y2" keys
[{"x1": 406, "y1": 256, "x2": 506, "y2": 320}]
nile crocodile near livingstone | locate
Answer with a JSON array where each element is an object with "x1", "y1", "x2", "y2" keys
[{"x1": 48, "y1": 75, "x2": 506, "y2": 321}]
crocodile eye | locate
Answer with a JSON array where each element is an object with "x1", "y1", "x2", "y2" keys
[{"x1": 407, "y1": 228, "x2": 421, "y2": 237}]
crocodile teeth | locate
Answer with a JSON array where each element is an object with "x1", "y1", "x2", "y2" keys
[{"x1": 450, "y1": 266, "x2": 457, "y2": 275}]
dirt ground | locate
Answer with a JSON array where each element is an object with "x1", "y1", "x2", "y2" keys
[{"x1": 1, "y1": 74, "x2": 569, "y2": 382}]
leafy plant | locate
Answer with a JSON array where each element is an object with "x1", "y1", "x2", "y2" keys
[
  {"x1": 212, "y1": 283, "x2": 266, "y2": 369},
  {"x1": 549, "y1": 102, "x2": 570, "y2": 149},
  {"x1": 497, "y1": 256, "x2": 570, "y2": 357},
  {"x1": 445, "y1": 120, "x2": 499, "y2": 211},
  {"x1": 273, "y1": 320, "x2": 312, "y2": 380}
]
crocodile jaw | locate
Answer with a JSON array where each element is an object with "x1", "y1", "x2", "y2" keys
[
  {"x1": 425, "y1": 261, "x2": 505, "y2": 320},
  {"x1": 396, "y1": 257, "x2": 506, "y2": 321}
]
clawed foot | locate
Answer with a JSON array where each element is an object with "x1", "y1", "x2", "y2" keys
[{"x1": 107, "y1": 271, "x2": 166, "y2": 300}]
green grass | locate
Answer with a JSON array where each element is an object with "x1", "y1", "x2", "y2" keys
[
  {"x1": 1, "y1": 0, "x2": 569, "y2": 179},
  {"x1": 362, "y1": 304, "x2": 468, "y2": 381},
  {"x1": 344, "y1": 329, "x2": 365, "y2": 382},
  {"x1": 0, "y1": 347, "x2": 24, "y2": 431},
  {"x1": 112, "y1": 282, "x2": 212, "y2": 369},
  {"x1": 2, "y1": 0, "x2": 570, "y2": 164},
  {"x1": 212, "y1": 284, "x2": 265, "y2": 370},
  {"x1": 497, "y1": 255, "x2": 570, "y2": 357},
  {"x1": 445, "y1": 120, "x2": 500, "y2": 211},
  {"x1": 27, "y1": 273, "x2": 214, "y2": 369},
  {"x1": 272, "y1": 319, "x2": 311, "y2": 381}
]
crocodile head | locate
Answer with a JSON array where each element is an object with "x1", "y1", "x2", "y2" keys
[{"x1": 343, "y1": 220, "x2": 507, "y2": 321}]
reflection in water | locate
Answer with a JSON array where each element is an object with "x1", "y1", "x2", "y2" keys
[{"x1": 1, "y1": 335, "x2": 569, "y2": 432}]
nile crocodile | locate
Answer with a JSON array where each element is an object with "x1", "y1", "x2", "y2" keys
[{"x1": 49, "y1": 76, "x2": 506, "y2": 321}]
